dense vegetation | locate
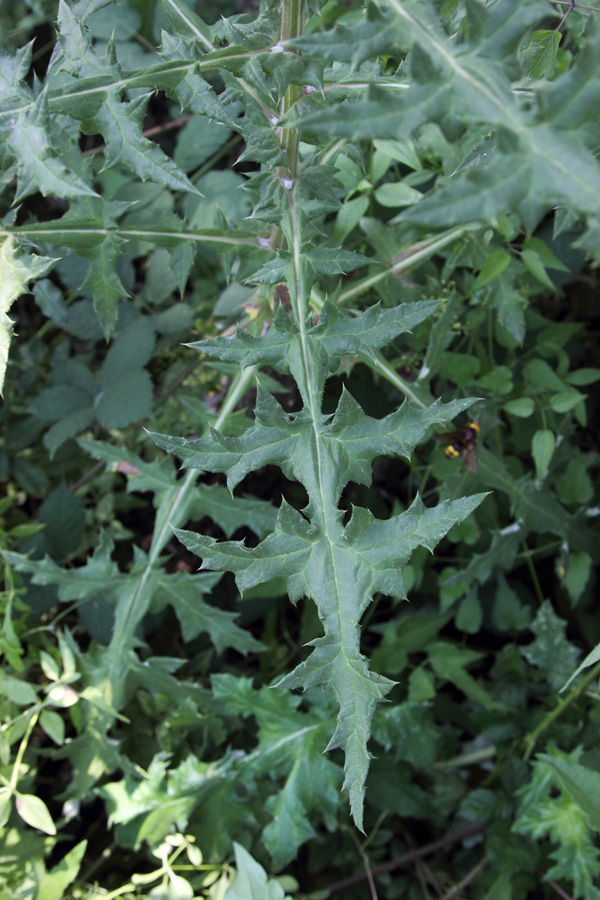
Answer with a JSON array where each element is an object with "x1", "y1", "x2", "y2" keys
[{"x1": 1, "y1": 0, "x2": 600, "y2": 897}]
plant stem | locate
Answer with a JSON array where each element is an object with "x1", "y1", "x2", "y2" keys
[
  {"x1": 9, "y1": 705, "x2": 41, "y2": 792},
  {"x1": 522, "y1": 659, "x2": 600, "y2": 761},
  {"x1": 522, "y1": 539, "x2": 545, "y2": 605},
  {"x1": 440, "y1": 856, "x2": 488, "y2": 900}
]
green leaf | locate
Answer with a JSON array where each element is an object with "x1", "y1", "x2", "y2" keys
[
  {"x1": 39, "y1": 481, "x2": 86, "y2": 561},
  {"x1": 502, "y1": 398, "x2": 535, "y2": 418},
  {"x1": 101, "y1": 318, "x2": 156, "y2": 380},
  {"x1": 156, "y1": 572, "x2": 265, "y2": 655},
  {"x1": 40, "y1": 710, "x2": 66, "y2": 746},
  {"x1": 561, "y1": 641, "x2": 600, "y2": 692},
  {"x1": 374, "y1": 181, "x2": 422, "y2": 208},
  {"x1": 95, "y1": 369, "x2": 154, "y2": 428},
  {"x1": 521, "y1": 601, "x2": 580, "y2": 690},
  {"x1": 44, "y1": 408, "x2": 96, "y2": 458},
  {"x1": 476, "y1": 365, "x2": 513, "y2": 395},
  {"x1": 557, "y1": 457, "x2": 593, "y2": 506},
  {"x1": 522, "y1": 237, "x2": 569, "y2": 273},
  {"x1": 291, "y1": 2, "x2": 600, "y2": 231},
  {"x1": 549, "y1": 391, "x2": 584, "y2": 413},
  {"x1": 521, "y1": 248, "x2": 556, "y2": 290},
  {"x1": 332, "y1": 195, "x2": 370, "y2": 245},
  {"x1": 566, "y1": 368, "x2": 600, "y2": 386},
  {"x1": 84, "y1": 91, "x2": 199, "y2": 194},
  {"x1": 175, "y1": 491, "x2": 485, "y2": 827},
  {"x1": 519, "y1": 30, "x2": 561, "y2": 80},
  {"x1": 473, "y1": 250, "x2": 511, "y2": 291},
  {"x1": 539, "y1": 755, "x2": 600, "y2": 832},
  {"x1": 0, "y1": 676, "x2": 37, "y2": 706},
  {"x1": 407, "y1": 668, "x2": 436, "y2": 702},
  {"x1": 187, "y1": 300, "x2": 440, "y2": 378},
  {"x1": 0, "y1": 237, "x2": 55, "y2": 393},
  {"x1": 15, "y1": 794, "x2": 57, "y2": 835},
  {"x1": 531, "y1": 429, "x2": 555, "y2": 481},
  {"x1": 492, "y1": 576, "x2": 531, "y2": 632},
  {"x1": 213, "y1": 674, "x2": 340, "y2": 867},
  {"x1": 427, "y1": 642, "x2": 502, "y2": 710},
  {"x1": 373, "y1": 138, "x2": 422, "y2": 170},
  {"x1": 7, "y1": 91, "x2": 97, "y2": 202},
  {"x1": 174, "y1": 115, "x2": 232, "y2": 173},
  {"x1": 224, "y1": 843, "x2": 289, "y2": 900},
  {"x1": 455, "y1": 589, "x2": 482, "y2": 635},
  {"x1": 523, "y1": 359, "x2": 567, "y2": 393},
  {"x1": 563, "y1": 552, "x2": 592, "y2": 607},
  {"x1": 443, "y1": 352, "x2": 480, "y2": 387}
]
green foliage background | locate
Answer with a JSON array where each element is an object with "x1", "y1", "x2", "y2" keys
[{"x1": 1, "y1": 0, "x2": 600, "y2": 897}]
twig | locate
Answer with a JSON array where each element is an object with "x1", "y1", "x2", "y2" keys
[
  {"x1": 401, "y1": 825, "x2": 442, "y2": 899},
  {"x1": 550, "y1": 0, "x2": 600, "y2": 12},
  {"x1": 555, "y1": 0, "x2": 575, "y2": 30},
  {"x1": 346, "y1": 825, "x2": 379, "y2": 900},
  {"x1": 541, "y1": 873, "x2": 574, "y2": 900},
  {"x1": 326, "y1": 823, "x2": 485, "y2": 894},
  {"x1": 69, "y1": 460, "x2": 104, "y2": 492},
  {"x1": 439, "y1": 856, "x2": 488, "y2": 900}
]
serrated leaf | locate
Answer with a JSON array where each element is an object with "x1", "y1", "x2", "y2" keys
[
  {"x1": 7, "y1": 92, "x2": 97, "y2": 202},
  {"x1": 175, "y1": 491, "x2": 485, "y2": 827},
  {"x1": 84, "y1": 91, "x2": 199, "y2": 194},
  {"x1": 44, "y1": 408, "x2": 96, "y2": 458},
  {"x1": 291, "y1": 3, "x2": 600, "y2": 231},
  {"x1": 521, "y1": 601, "x2": 580, "y2": 690},
  {"x1": 187, "y1": 300, "x2": 440, "y2": 375},
  {"x1": 0, "y1": 237, "x2": 55, "y2": 393},
  {"x1": 156, "y1": 572, "x2": 265, "y2": 654},
  {"x1": 539, "y1": 755, "x2": 600, "y2": 832},
  {"x1": 305, "y1": 248, "x2": 373, "y2": 275}
]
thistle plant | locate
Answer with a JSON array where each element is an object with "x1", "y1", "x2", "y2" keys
[{"x1": 1, "y1": 0, "x2": 600, "y2": 887}]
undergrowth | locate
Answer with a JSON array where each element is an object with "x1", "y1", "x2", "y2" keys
[{"x1": 1, "y1": 0, "x2": 600, "y2": 898}]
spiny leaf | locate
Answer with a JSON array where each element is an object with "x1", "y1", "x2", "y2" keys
[
  {"x1": 188, "y1": 300, "x2": 440, "y2": 372},
  {"x1": 0, "y1": 236, "x2": 55, "y2": 393},
  {"x1": 83, "y1": 91, "x2": 199, "y2": 195},
  {"x1": 155, "y1": 573, "x2": 265, "y2": 655},
  {"x1": 174, "y1": 492, "x2": 486, "y2": 828},
  {"x1": 7, "y1": 91, "x2": 97, "y2": 202}
]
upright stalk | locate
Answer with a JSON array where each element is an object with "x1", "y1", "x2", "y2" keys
[
  {"x1": 279, "y1": 0, "x2": 307, "y2": 177},
  {"x1": 271, "y1": 0, "x2": 307, "y2": 249}
]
